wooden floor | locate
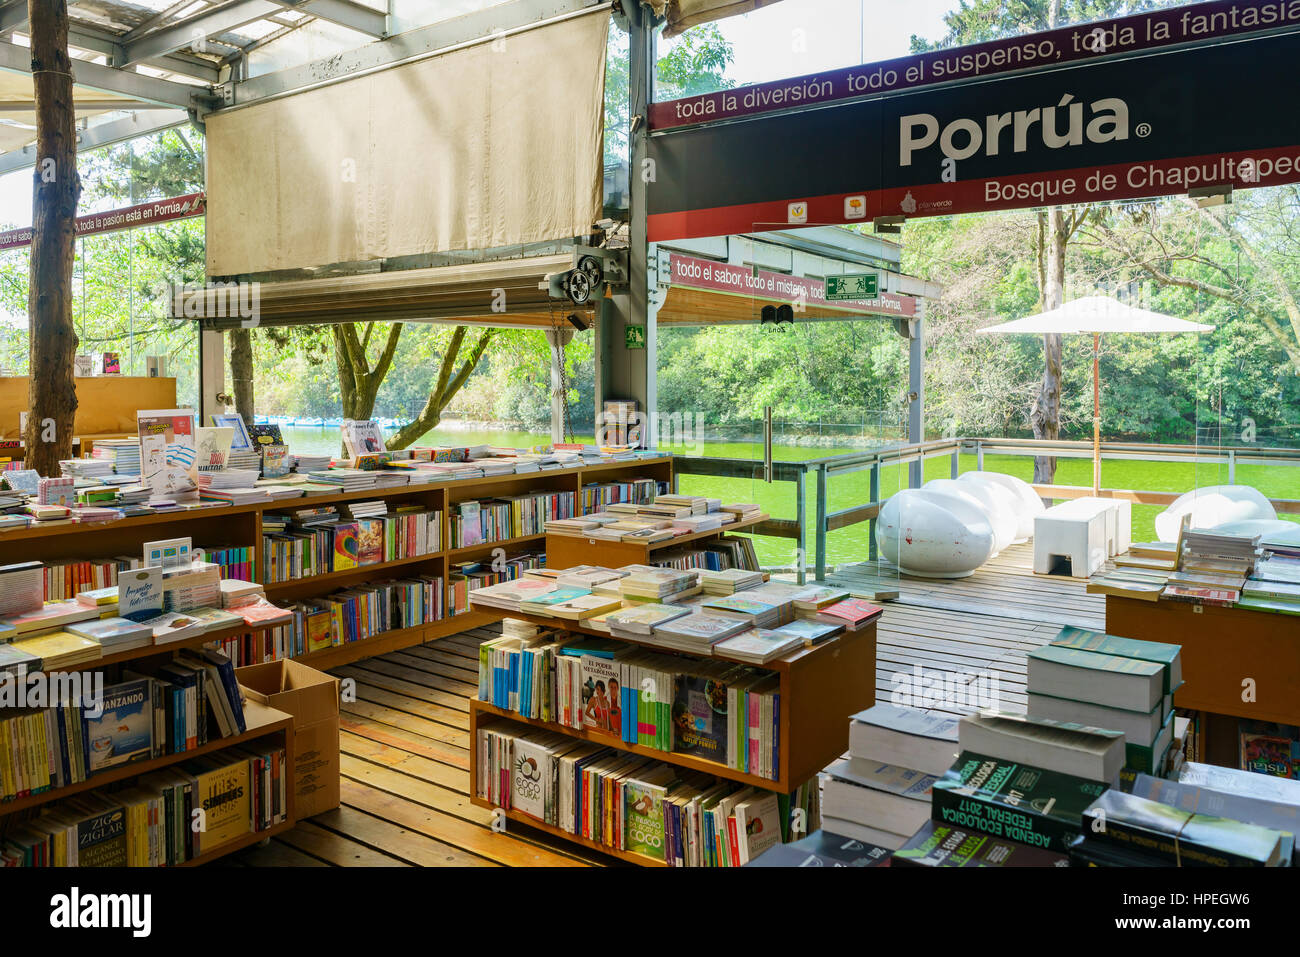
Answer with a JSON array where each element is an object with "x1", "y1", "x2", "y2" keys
[
  {"x1": 829, "y1": 541, "x2": 1105, "y2": 718},
  {"x1": 222, "y1": 624, "x2": 607, "y2": 867},
  {"x1": 224, "y1": 542, "x2": 1100, "y2": 866}
]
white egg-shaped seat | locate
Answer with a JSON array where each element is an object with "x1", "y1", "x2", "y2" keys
[
  {"x1": 876, "y1": 487, "x2": 996, "y2": 579},
  {"x1": 1207, "y1": 518, "x2": 1300, "y2": 542},
  {"x1": 959, "y1": 471, "x2": 1044, "y2": 542},
  {"x1": 924, "y1": 478, "x2": 1016, "y2": 555},
  {"x1": 1154, "y1": 485, "x2": 1277, "y2": 542}
]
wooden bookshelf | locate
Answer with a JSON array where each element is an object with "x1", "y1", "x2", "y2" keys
[
  {"x1": 467, "y1": 798, "x2": 666, "y2": 866},
  {"x1": 545, "y1": 513, "x2": 767, "y2": 570},
  {"x1": 2, "y1": 456, "x2": 672, "y2": 866},
  {"x1": 473, "y1": 698, "x2": 780, "y2": 790},
  {"x1": 1106, "y1": 595, "x2": 1300, "y2": 765},
  {"x1": 467, "y1": 605, "x2": 876, "y2": 864},
  {"x1": 7, "y1": 456, "x2": 675, "y2": 667},
  {"x1": 291, "y1": 609, "x2": 501, "y2": 672},
  {"x1": 0, "y1": 699, "x2": 292, "y2": 817}
]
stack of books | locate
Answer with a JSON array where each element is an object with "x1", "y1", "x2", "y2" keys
[
  {"x1": 700, "y1": 593, "x2": 783, "y2": 628},
  {"x1": 820, "y1": 704, "x2": 959, "y2": 851},
  {"x1": 1068, "y1": 787, "x2": 1292, "y2": 866},
  {"x1": 1240, "y1": 547, "x2": 1300, "y2": 615},
  {"x1": 1164, "y1": 529, "x2": 1259, "y2": 605},
  {"x1": 292, "y1": 452, "x2": 331, "y2": 472},
  {"x1": 712, "y1": 627, "x2": 803, "y2": 663},
  {"x1": 619, "y1": 567, "x2": 698, "y2": 601},
  {"x1": 227, "y1": 449, "x2": 262, "y2": 471},
  {"x1": 66, "y1": 616, "x2": 154, "y2": 654},
  {"x1": 90, "y1": 439, "x2": 141, "y2": 474},
  {"x1": 162, "y1": 562, "x2": 222, "y2": 612},
  {"x1": 816, "y1": 596, "x2": 883, "y2": 632},
  {"x1": 698, "y1": 568, "x2": 764, "y2": 595},
  {"x1": 1027, "y1": 626, "x2": 1182, "y2": 775},
  {"x1": 606, "y1": 603, "x2": 691, "y2": 638},
  {"x1": 307, "y1": 469, "x2": 377, "y2": 491},
  {"x1": 893, "y1": 717, "x2": 1121, "y2": 866},
  {"x1": 1086, "y1": 543, "x2": 1175, "y2": 601},
  {"x1": 647, "y1": 611, "x2": 749, "y2": 654},
  {"x1": 0, "y1": 561, "x2": 43, "y2": 617}
]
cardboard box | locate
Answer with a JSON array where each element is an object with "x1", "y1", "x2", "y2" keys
[{"x1": 237, "y1": 658, "x2": 340, "y2": 820}]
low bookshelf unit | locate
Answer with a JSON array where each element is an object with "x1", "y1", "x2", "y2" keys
[{"x1": 467, "y1": 606, "x2": 877, "y2": 866}]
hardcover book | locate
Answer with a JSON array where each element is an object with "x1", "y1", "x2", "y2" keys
[
  {"x1": 892, "y1": 819, "x2": 1070, "y2": 868},
  {"x1": 85, "y1": 679, "x2": 155, "y2": 773},
  {"x1": 930, "y1": 751, "x2": 1107, "y2": 853},
  {"x1": 1082, "y1": 789, "x2": 1288, "y2": 867}
]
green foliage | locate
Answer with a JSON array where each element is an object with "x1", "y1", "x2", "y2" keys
[{"x1": 910, "y1": 0, "x2": 1161, "y2": 51}]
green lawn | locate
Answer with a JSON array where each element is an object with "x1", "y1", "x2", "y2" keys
[{"x1": 677, "y1": 450, "x2": 1300, "y2": 569}]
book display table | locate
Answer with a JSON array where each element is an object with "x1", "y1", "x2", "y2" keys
[{"x1": 1106, "y1": 595, "x2": 1300, "y2": 764}]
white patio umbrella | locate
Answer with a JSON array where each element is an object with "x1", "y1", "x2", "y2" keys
[{"x1": 979, "y1": 296, "x2": 1213, "y2": 494}]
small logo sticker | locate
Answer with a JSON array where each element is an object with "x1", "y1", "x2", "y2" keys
[
  {"x1": 844, "y1": 195, "x2": 866, "y2": 219},
  {"x1": 787, "y1": 202, "x2": 808, "y2": 224}
]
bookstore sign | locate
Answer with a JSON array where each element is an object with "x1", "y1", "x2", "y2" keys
[
  {"x1": 0, "y1": 192, "x2": 206, "y2": 251},
  {"x1": 650, "y1": 0, "x2": 1300, "y2": 130},
  {"x1": 668, "y1": 253, "x2": 916, "y2": 317},
  {"x1": 647, "y1": 29, "x2": 1300, "y2": 241}
]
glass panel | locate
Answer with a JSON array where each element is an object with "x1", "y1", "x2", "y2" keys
[{"x1": 654, "y1": 0, "x2": 1211, "y2": 98}]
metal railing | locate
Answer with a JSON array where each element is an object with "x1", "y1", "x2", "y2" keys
[{"x1": 673, "y1": 437, "x2": 1300, "y2": 582}]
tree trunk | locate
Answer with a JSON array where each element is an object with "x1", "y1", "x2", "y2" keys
[
  {"x1": 1031, "y1": 207, "x2": 1067, "y2": 489},
  {"x1": 24, "y1": 0, "x2": 81, "y2": 476},
  {"x1": 387, "y1": 327, "x2": 494, "y2": 449},
  {"x1": 229, "y1": 328, "x2": 256, "y2": 427}
]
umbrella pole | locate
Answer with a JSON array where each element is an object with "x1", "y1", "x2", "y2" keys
[{"x1": 1093, "y1": 333, "x2": 1101, "y2": 496}]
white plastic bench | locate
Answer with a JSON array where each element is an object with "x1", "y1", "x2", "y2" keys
[{"x1": 1034, "y1": 498, "x2": 1117, "y2": 577}]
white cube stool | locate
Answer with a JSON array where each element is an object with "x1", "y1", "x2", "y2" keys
[
  {"x1": 1034, "y1": 499, "x2": 1113, "y2": 577},
  {"x1": 1108, "y1": 499, "x2": 1131, "y2": 556}
]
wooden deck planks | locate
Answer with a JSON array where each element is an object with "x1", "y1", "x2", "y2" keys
[{"x1": 230, "y1": 543, "x2": 1098, "y2": 866}]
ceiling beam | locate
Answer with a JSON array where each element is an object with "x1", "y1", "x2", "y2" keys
[
  {"x1": 273, "y1": 1, "x2": 386, "y2": 38},
  {"x1": 0, "y1": 108, "x2": 188, "y2": 176},
  {"x1": 0, "y1": 38, "x2": 201, "y2": 107},
  {"x1": 123, "y1": 1, "x2": 282, "y2": 66},
  {"x1": 0, "y1": 0, "x2": 25, "y2": 34}
]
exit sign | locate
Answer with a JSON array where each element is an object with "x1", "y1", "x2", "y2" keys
[{"x1": 826, "y1": 273, "x2": 879, "y2": 300}]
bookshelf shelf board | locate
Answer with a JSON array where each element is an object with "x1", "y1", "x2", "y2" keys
[
  {"x1": 291, "y1": 610, "x2": 501, "y2": 672},
  {"x1": 0, "y1": 700, "x2": 292, "y2": 817},
  {"x1": 0, "y1": 457, "x2": 674, "y2": 544},
  {"x1": 262, "y1": 550, "x2": 443, "y2": 593},
  {"x1": 0, "y1": 504, "x2": 263, "y2": 542},
  {"x1": 177, "y1": 817, "x2": 296, "y2": 867},
  {"x1": 467, "y1": 797, "x2": 666, "y2": 867},
  {"x1": 472, "y1": 699, "x2": 782, "y2": 790},
  {"x1": 475, "y1": 607, "x2": 866, "y2": 675},
  {"x1": 447, "y1": 533, "x2": 545, "y2": 557},
  {"x1": 544, "y1": 513, "x2": 766, "y2": 571},
  {"x1": 48, "y1": 619, "x2": 278, "y2": 673}
]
